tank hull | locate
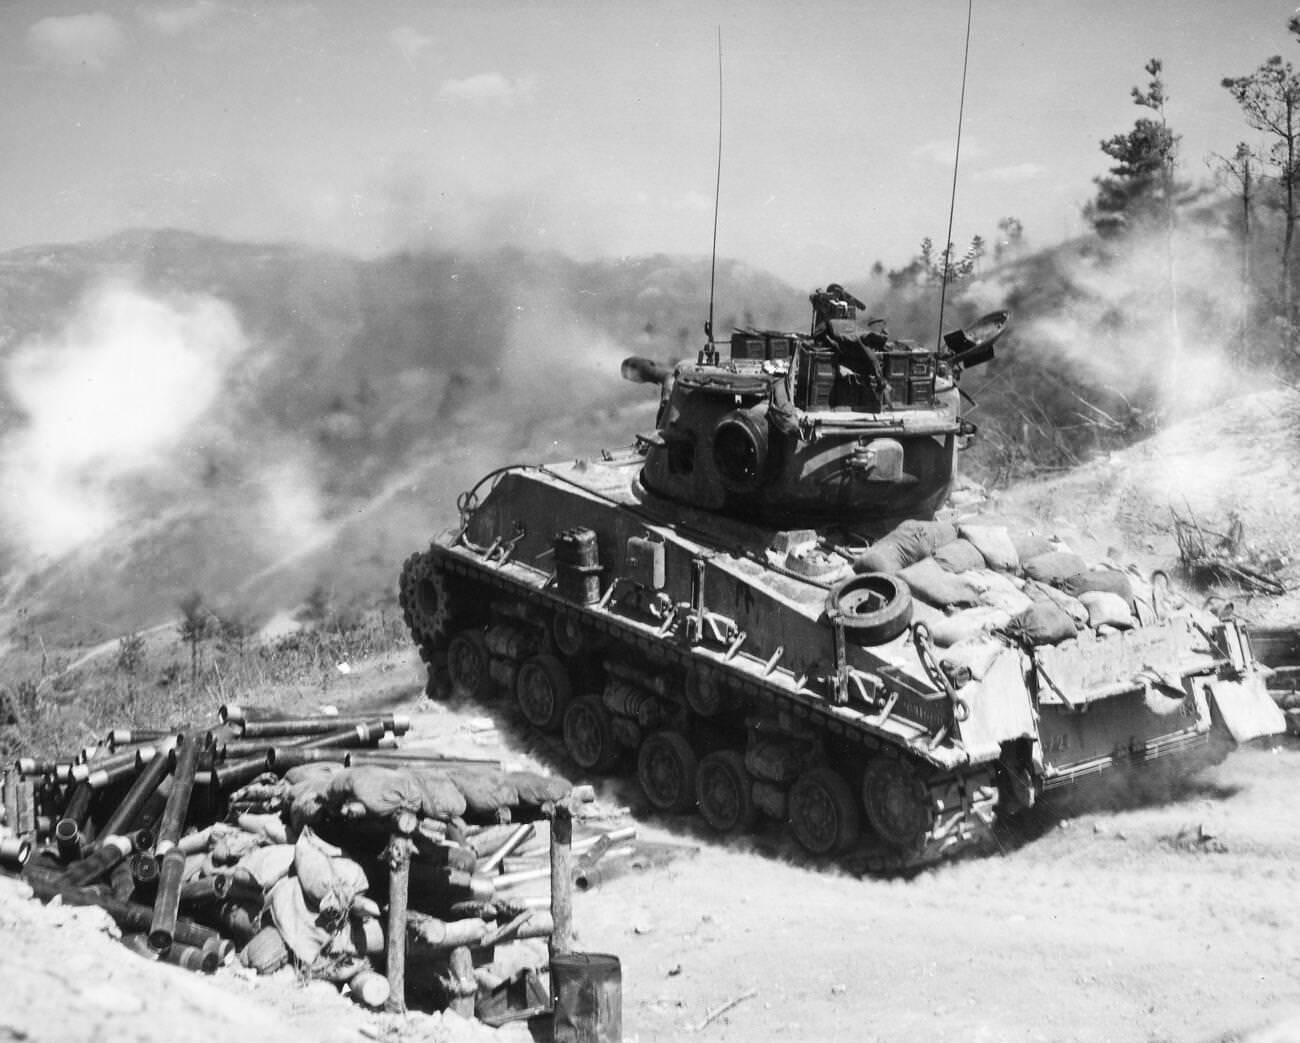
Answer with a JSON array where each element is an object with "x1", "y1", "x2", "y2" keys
[{"x1": 400, "y1": 460, "x2": 1284, "y2": 870}]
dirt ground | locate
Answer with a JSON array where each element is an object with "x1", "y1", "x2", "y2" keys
[{"x1": 3, "y1": 644, "x2": 1299, "y2": 1043}]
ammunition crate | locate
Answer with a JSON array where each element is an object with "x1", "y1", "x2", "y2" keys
[
  {"x1": 796, "y1": 348, "x2": 838, "y2": 410},
  {"x1": 730, "y1": 331, "x2": 793, "y2": 362}
]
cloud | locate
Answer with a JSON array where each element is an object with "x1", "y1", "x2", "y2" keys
[
  {"x1": 390, "y1": 25, "x2": 434, "y2": 64},
  {"x1": 137, "y1": 2, "x2": 220, "y2": 36},
  {"x1": 438, "y1": 72, "x2": 536, "y2": 105},
  {"x1": 27, "y1": 13, "x2": 125, "y2": 72},
  {"x1": 974, "y1": 162, "x2": 1047, "y2": 183}
]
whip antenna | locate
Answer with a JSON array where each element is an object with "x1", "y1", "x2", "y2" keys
[
  {"x1": 936, "y1": 0, "x2": 974, "y2": 347},
  {"x1": 704, "y1": 28, "x2": 723, "y2": 360}
]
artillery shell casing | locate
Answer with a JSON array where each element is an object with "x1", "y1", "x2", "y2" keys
[
  {"x1": 63, "y1": 833, "x2": 133, "y2": 887},
  {"x1": 22, "y1": 865, "x2": 220, "y2": 949},
  {"x1": 53, "y1": 817, "x2": 83, "y2": 862},
  {"x1": 0, "y1": 835, "x2": 32, "y2": 869},
  {"x1": 212, "y1": 870, "x2": 262, "y2": 905},
  {"x1": 97, "y1": 741, "x2": 175, "y2": 841},
  {"x1": 130, "y1": 851, "x2": 160, "y2": 889},
  {"x1": 154, "y1": 737, "x2": 201, "y2": 851},
  {"x1": 148, "y1": 849, "x2": 187, "y2": 951},
  {"x1": 237, "y1": 714, "x2": 410, "y2": 739},
  {"x1": 107, "y1": 728, "x2": 170, "y2": 750},
  {"x1": 178, "y1": 875, "x2": 223, "y2": 906},
  {"x1": 265, "y1": 747, "x2": 349, "y2": 771},
  {"x1": 157, "y1": 939, "x2": 218, "y2": 974},
  {"x1": 217, "y1": 704, "x2": 299, "y2": 725},
  {"x1": 209, "y1": 754, "x2": 272, "y2": 791}
]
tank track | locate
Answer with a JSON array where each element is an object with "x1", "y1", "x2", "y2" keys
[{"x1": 399, "y1": 550, "x2": 1003, "y2": 875}]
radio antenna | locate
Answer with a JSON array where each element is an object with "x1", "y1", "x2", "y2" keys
[
  {"x1": 936, "y1": 0, "x2": 974, "y2": 348},
  {"x1": 704, "y1": 27, "x2": 723, "y2": 362}
]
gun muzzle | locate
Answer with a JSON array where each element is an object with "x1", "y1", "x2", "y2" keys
[{"x1": 621, "y1": 356, "x2": 672, "y2": 386}]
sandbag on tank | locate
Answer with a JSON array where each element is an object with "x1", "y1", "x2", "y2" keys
[
  {"x1": 1060, "y1": 567, "x2": 1136, "y2": 610},
  {"x1": 966, "y1": 569, "x2": 1035, "y2": 617},
  {"x1": 928, "y1": 606, "x2": 1013, "y2": 647},
  {"x1": 1023, "y1": 580, "x2": 1090, "y2": 627},
  {"x1": 898, "y1": 557, "x2": 982, "y2": 608},
  {"x1": 932, "y1": 538, "x2": 985, "y2": 574},
  {"x1": 1078, "y1": 590, "x2": 1135, "y2": 630},
  {"x1": 1022, "y1": 550, "x2": 1089, "y2": 586},
  {"x1": 854, "y1": 519, "x2": 958, "y2": 573},
  {"x1": 958, "y1": 523, "x2": 1021, "y2": 573},
  {"x1": 1009, "y1": 600, "x2": 1078, "y2": 646},
  {"x1": 1007, "y1": 529, "x2": 1057, "y2": 563}
]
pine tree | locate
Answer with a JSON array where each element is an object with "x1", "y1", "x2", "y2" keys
[{"x1": 1089, "y1": 60, "x2": 1181, "y2": 237}]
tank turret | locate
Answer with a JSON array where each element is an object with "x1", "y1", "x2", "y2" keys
[{"x1": 623, "y1": 284, "x2": 1006, "y2": 528}]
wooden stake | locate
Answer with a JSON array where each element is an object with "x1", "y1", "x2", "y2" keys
[
  {"x1": 549, "y1": 803, "x2": 573, "y2": 958},
  {"x1": 446, "y1": 946, "x2": 476, "y2": 1018},
  {"x1": 384, "y1": 835, "x2": 415, "y2": 1014}
]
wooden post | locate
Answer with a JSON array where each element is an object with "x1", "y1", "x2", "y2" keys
[
  {"x1": 384, "y1": 835, "x2": 414, "y2": 1014},
  {"x1": 549, "y1": 803, "x2": 573, "y2": 958},
  {"x1": 446, "y1": 946, "x2": 477, "y2": 1017}
]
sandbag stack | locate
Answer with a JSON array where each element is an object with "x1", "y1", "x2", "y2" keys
[
  {"x1": 855, "y1": 516, "x2": 1162, "y2": 653},
  {"x1": 0, "y1": 705, "x2": 616, "y2": 1024}
]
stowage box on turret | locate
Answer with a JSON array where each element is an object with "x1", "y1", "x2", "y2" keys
[{"x1": 399, "y1": 284, "x2": 1285, "y2": 869}]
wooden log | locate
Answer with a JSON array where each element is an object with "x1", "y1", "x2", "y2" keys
[
  {"x1": 348, "y1": 970, "x2": 391, "y2": 1008},
  {"x1": 549, "y1": 803, "x2": 573, "y2": 958},
  {"x1": 480, "y1": 909, "x2": 555, "y2": 948},
  {"x1": 384, "y1": 836, "x2": 414, "y2": 1014},
  {"x1": 406, "y1": 911, "x2": 488, "y2": 951}
]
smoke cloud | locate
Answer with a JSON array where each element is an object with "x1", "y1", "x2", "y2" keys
[
  {"x1": 993, "y1": 224, "x2": 1244, "y2": 416},
  {"x1": 0, "y1": 280, "x2": 247, "y2": 560}
]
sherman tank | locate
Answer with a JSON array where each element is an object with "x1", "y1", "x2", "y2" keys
[{"x1": 398, "y1": 283, "x2": 1285, "y2": 870}]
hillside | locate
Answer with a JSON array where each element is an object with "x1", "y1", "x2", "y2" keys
[{"x1": 993, "y1": 386, "x2": 1300, "y2": 628}]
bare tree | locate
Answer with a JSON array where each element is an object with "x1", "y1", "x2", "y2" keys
[
  {"x1": 1209, "y1": 143, "x2": 1259, "y2": 360},
  {"x1": 177, "y1": 591, "x2": 216, "y2": 693}
]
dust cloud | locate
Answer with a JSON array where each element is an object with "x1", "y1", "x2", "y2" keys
[
  {"x1": 0, "y1": 281, "x2": 247, "y2": 560},
  {"x1": 995, "y1": 226, "x2": 1245, "y2": 415}
]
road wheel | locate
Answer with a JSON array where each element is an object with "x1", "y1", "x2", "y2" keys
[
  {"x1": 696, "y1": 750, "x2": 757, "y2": 833},
  {"x1": 563, "y1": 695, "x2": 619, "y2": 773},
  {"x1": 399, "y1": 552, "x2": 454, "y2": 656},
  {"x1": 552, "y1": 613, "x2": 589, "y2": 658},
  {"x1": 447, "y1": 630, "x2": 493, "y2": 701},
  {"x1": 514, "y1": 654, "x2": 573, "y2": 732},
  {"x1": 637, "y1": 731, "x2": 698, "y2": 813},
  {"x1": 827, "y1": 573, "x2": 913, "y2": 645},
  {"x1": 861, "y1": 756, "x2": 934, "y2": 853},
  {"x1": 684, "y1": 668, "x2": 727, "y2": 717},
  {"x1": 789, "y1": 765, "x2": 860, "y2": 855}
]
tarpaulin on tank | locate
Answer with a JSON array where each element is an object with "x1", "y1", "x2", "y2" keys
[
  {"x1": 1202, "y1": 673, "x2": 1287, "y2": 742},
  {"x1": 953, "y1": 646, "x2": 1037, "y2": 762}
]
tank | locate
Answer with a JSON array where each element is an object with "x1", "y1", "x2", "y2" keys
[{"x1": 399, "y1": 283, "x2": 1286, "y2": 870}]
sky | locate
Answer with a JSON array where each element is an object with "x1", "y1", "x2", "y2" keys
[{"x1": 1, "y1": 0, "x2": 1298, "y2": 288}]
